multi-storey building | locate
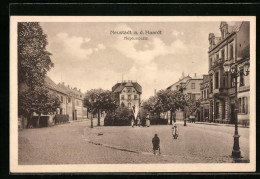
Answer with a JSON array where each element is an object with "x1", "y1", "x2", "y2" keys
[
  {"x1": 167, "y1": 73, "x2": 203, "y2": 121},
  {"x1": 112, "y1": 80, "x2": 142, "y2": 113},
  {"x1": 199, "y1": 75, "x2": 210, "y2": 122},
  {"x1": 208, "y1": 21, "x2": 250, "y2": 124},
  {"x1": 45, "y1": 76, "x2": 87, "y2": 121}
]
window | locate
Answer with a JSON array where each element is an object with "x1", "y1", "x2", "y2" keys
[
  {"x1": 192, "y1": 94, "x2": 196, "y2": 100},
  {"x1": 222, "y1": 101, "x2": 226, "y2": 119},
  {"x1": 239, "y1": 97, "x2": 248, "y2": 114},
  {"x1": 134, "y1": 95, "x2": 137, "y2": 100},
  {"x1": 133, "y1": 90, "x2": 135, "y2": 93},
  {"x1": 121, "y1": 102, "x2": 125, "y2": 107},
  {"x1": 210, "y1": 79, "x2": 213, "y2": 93},
  {"x1": 221, "y1": 49, "x2": 225, "y2": 60},
  {"x1": 223, "y1": 76, "x2": 226, "y2": 88},
  {"x1": 201, "y1": 91, "x2": 203, "y2": 99},
  {"x1": 216, "y1": 54, "x2": 219, "y2": 61},
  {"x1": 123, "y1": 90, "x2": 125, "y2": 93},
  {"x1": 61, "y1": 96, "x2": 63, "y2": 103},
  {"x1": 240, "y1": 71, "x2": 245, "y2": 86},
  {"x1": 128, "y1": 95, "x2": 131, "y2": 99},
  {"x1": 215, "y1": 72, "x2": 219, "y2": 89},
  {"x1": 230, "y1": 44, "x2": 234, "y2": 59},
  {"x1": 230, "y1": 76, "x2": 235, "y2": 87},
  {"x1": 191, "y1": 83, "x2": 195, "y2": 89},
  {"x1": 127, "y1": 88, "x2": 131, "y2": 93},
  {"x1": 207, "y1": 89, "x2": 209, "y2": 98},
  {"x1": 204, "y1": 90, "x2": 206, "y2": 99},
  {"x1": 121, "y1": 95, "x2": 125, "y2": 100},
  {"x1": 68, "y1": 97, "x2": 71, "y2": 103},
  {"x1": 128, "y1": 103, "x2": 131, "y2": 108}
]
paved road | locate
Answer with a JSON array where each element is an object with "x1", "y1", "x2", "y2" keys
[{"x1": 18, "y1": 119, "x2": 249, "y2": 164}]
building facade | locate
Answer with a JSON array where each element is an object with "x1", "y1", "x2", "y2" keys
[
  {"x1": 45, "y1": 77, "x2": 87, "y2": 121},
  {"x1": 112, "y1": 80, "x2": 142, "y2": 113},
  {"x1": 199, "y1": 75, "x2": 210, "y2": 122},
  {"x1": 167, "y1": 73, "x2": 203, "y2": 121},
  {"x1": 208, "y1": 21, "x2": 250, "y2": 124}
]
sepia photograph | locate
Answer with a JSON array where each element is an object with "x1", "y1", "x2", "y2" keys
[{"x1": 10, "y1": 16, "x2": 256, "y2": 173}]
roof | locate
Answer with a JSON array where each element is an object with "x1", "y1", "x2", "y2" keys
[
  {"x1": 44, "y1": 76, "x2": 67, "y2": 94},
  {"x1": 167, "y1": 76, "x2": 192, "y2": 90},
  {"x1": 112, "y1": 81, "x2": 142, "y2": 94},
  {"x1": 44, "y1": 76, "x2": 84, "y2": 99}
]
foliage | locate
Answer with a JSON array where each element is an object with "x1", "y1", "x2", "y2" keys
[
  {"x1": 18, "y1": 22, "x2": 53, "y2": 89},
  {"x1": 18, "y1": 86, "x2": 61, "y2": 117},
  {"x1": 83, "y1": 89, "x2": 117, "y2": 113},
  {"x1": 184, "y1": 97, "x2": 201, "y2": 116},
  {"x1": 143, "y1": 90, "x2": 187, "y2": 114},
  {"x1": 104, "y1": 107, "x2": 132, "y2": 126}
]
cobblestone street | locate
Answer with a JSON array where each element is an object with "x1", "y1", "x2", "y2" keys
[{"x1": 18, "y1": 119, "x2": 250, "y2": 164}]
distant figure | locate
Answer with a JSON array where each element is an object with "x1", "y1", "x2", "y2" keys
[
  {"x1": 146, "y1": 113, "x2": 150, "y2": 127},
  {"x1": 152, "y1": 134, "x2": 161, "y2": 155},
  {"x1": 131, "y1": 118, "x2": 134, "y2": 127},
  {"x1": 172, "y1": 124, "x2": 179, "y2": 139}
]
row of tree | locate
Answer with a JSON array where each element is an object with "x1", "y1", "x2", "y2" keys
[
  {"x1": 143, "y1": 89, "x2": 201, "y2": 124},
  {"x1": 83, "y1": 89, "x2": 117, "y2": 126}
]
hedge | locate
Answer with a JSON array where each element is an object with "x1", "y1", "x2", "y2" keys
[
  {"x1": 104, "y1": 107, "x2": 132, "y2": 126},
  {"x1": 54, "y1": 114, "x2": 69, "y2": 124}
]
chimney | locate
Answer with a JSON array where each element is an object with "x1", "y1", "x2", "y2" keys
[
  {"x1": 194, "y1": 73, "x2": 197, "y2": 77},
  {"x1": 62, "y1": 82, "x2": 65, "y2": 85}
]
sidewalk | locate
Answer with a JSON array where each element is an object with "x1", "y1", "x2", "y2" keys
[{"x1": 191, "y1": 121, "x2": 249, "y2": 128}]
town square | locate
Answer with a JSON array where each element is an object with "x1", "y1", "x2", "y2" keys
[{"x1": 13, "y1": 17, "x2": 253, "y2": 169}]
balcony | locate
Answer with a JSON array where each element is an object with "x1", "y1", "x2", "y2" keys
[{"x1": 210, "y1": 58, "x2": 224, "y2": 70}]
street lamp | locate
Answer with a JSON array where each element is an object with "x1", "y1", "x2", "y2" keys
[{"x1": 223, "y1": 60, "x2": 250, "y2": 158}]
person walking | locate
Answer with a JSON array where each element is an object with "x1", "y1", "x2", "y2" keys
[
  {"x1": 152, "y1": 134, "x2": 161, "y2": 155},
  {"x1": 146, "y1": 113, "x2": 150, "y2": 127},
  {"x1": 172, "y1": 124, "x2": 179, "y2": 139},
  {"x1": 131, "y1": 118, "x2": 134, "y2": 128}
]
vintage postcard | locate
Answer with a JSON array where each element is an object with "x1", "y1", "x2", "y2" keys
[{"x1": 10, "y1": 16, "x2": 256, "y2": 173}]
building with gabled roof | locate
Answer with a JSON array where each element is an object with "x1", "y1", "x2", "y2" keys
[{"x1": 112, "y1": 80, "x2": 142, "y2": 113}]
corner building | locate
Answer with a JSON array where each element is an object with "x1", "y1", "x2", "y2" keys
[{"x1": 208, "y1": 21, "x2": 250, "y2": 124}]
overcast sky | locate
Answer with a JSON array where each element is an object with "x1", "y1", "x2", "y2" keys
[{"x1": 41, "y1": 21, "x2": 223, "y2": 99}]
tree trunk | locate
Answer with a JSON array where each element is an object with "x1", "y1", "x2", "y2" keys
[
  {"x1": 87, "y1": 108, "x2": 89, "y2": 119},
  {"x1": 36, "y1": 113, "x2": 41, "y2": 128},
  {"x1": 27, "y1": 112, "x2": 33, "y2": 128},
  {"x1": 98, "y1": 109, "x2": 100, "y2": 126},
  {"x1": 170, "y1": 111, "x2": 173, "y2": 125}
]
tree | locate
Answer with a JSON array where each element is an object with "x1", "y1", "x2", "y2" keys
[
  {"x1": 184, "y1": 97, "x2": 201, "y2": 117},
  {"x1": 18, "y1": 22, "x2": 56, "y2": 127},
  {"x1": 18, "y1": 86, "x2": 60, "y2": 127},
  {"x1": 143, "y1": 90, "x2": 187, "y2": 124},
  {"x1": 84, "y1": 89, "x2": 117, "y2": 126},
  {"x1": 18, "y1": 22, "x2": 53, "y2": 90}
]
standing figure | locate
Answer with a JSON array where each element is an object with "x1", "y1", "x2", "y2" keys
[
  {"x1": 137, "y1": 115, "x2": 141, "y2": 127},
  {"x1": 172, "y1": 124, "x2": 179, "y2": 139},
  {"x1": 146, "y1": 113, "x2": 150, "y2": 127},
  {"x1": 131, "y1": 118, "x2": 134, "y2": 128},
  {"x1": 152, "y1": 134, "x2": 161, "y2": 155}
]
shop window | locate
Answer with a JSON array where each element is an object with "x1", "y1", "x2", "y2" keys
[{"x1": 215, "y1": 102, "x2": 220, "y2": 119}]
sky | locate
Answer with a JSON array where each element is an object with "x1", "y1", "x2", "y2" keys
[{"x1": 40, "y1": 21, "x2": 223, "y2": 99}]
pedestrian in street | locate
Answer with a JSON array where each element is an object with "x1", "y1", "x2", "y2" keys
[
  {"x1": 146, "y1": 113, "x2": 150, "y2": 127},
  {"x1": 137, "y1": 115, "x2": 141, "y2": 127},
  {"x1": 152, "y1": 134, "x2": 161, "y2": 155},
  {"x1": 172, "y1": 124, "x2": 179, "y2": 139},
  {"x1": 131, "y1": 118, "x2": 134, "y2": 128}
]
